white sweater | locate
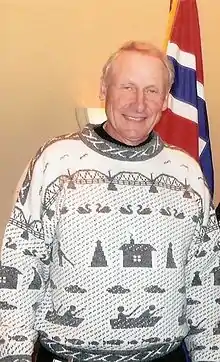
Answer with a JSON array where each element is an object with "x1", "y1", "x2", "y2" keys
[{"x1": 0, "y1": 124, "x2": 220, "y2": 362}]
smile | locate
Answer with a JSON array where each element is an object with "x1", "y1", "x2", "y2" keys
[{"x1": 123, "y1": 115, "x2": 147, "y2": 121}]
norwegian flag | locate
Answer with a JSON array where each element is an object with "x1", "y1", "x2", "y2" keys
[{"x1": 155, "y1": 0, "x2": 214, "y2": 196}]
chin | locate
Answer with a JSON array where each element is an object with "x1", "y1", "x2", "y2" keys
[
  {"x1": 124, "y1": 132, "x2": 149, "y2": 144},
  {"x1": 126, "y1": 126, "x2": 151, "y2": 137}
]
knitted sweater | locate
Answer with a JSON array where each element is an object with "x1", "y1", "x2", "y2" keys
[{"x1": 0, "y1": 124, "x2": 220, "y2": 362}]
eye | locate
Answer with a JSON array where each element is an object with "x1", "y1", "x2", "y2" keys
[
  {"x1": 119, "y1": 84, "x2": 135, "y2": 92},
  {"x1": 123, "y1": 86, "x2": 133, "y2": 91},
  {"x1": 146, "y1": 88, "x2": 157, "y2": 94}
]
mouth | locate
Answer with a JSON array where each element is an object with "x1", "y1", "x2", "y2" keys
[{"x1": 123, "y1": 115, "x2": 147, "y2": 122}]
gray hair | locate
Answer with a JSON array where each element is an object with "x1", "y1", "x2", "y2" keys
[{"x1": 101, "y1": 40, "x2": 174, "y2": 91}]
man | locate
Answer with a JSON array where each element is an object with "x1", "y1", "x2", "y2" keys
[{"x1": 0, "y1": 41, "x2": 219, "y2": 362}]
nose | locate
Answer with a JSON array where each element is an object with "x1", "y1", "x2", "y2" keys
[{"x1": 135, "y1": 90, "x2": 146, "y2": 113}]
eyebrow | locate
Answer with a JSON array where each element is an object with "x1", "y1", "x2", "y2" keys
[
  {"x1": 119, "y1": 81, "x2": 159, "y2": 87},
  {"x1": 119, "y1": 82, "x2": 135, "y2": 86}
]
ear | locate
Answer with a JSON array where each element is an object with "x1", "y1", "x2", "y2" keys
[
  {"x1": 99, "y1": 76, "x2": 107, "y2": 101},
  {"x1": 162, "y1": 93, "x2": 169, "y2": 111}
]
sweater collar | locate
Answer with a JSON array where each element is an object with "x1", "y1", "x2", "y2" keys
[{"x1": 80, "y1": 123, "x2": 164, "y2": 162}]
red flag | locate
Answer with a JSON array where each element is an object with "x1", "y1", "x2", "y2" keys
[{"x1": 155, "y1": 0, "x2": 214, "y2": 195}]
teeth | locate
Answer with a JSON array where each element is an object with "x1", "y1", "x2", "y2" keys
[{"x1": 125, "y1": 116, "x2": 146, "y2": 121}]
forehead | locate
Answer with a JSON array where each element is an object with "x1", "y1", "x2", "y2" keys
[{"x1": 110, "y1": 51, "x2": 167, "y2": 85}]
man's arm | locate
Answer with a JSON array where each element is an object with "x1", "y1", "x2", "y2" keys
[
  {"x1": 184, "y1": 185, "x2": 220, "y2": 362},
  {"x1": 12, "y1": 162, "x2": 30, "y2": 207},
  {"x1": 0, "y1": 153, "x2": 53, "y2": 361}
]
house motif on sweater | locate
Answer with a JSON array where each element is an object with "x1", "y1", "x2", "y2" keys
[{"x1": 119, "y1": 236, "x2": 156, "y2": 268}]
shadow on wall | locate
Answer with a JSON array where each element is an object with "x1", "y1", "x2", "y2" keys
[{"x1": 0, "y1": 98, "x2": 82, "y2": 243}]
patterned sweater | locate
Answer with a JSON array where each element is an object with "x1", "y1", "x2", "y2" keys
[{"x1": 0, "y1": 124, "x2": 220, "y2": 362}]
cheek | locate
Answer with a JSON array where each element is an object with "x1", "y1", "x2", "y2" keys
[
  {"x1": 148, "y1": 98, "x2": 165, "y2": 113},
  {"x1": 117, "y1": 94, "x2": 136, "y2": 109}
]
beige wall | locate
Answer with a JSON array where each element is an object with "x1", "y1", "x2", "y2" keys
[{"x1": 0, "y1": 0, "x2": 220, "y2": 238}]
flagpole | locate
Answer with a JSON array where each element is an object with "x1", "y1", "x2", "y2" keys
[{"x1": 163, "y1": 0, "x2": 179, "y2": 51}]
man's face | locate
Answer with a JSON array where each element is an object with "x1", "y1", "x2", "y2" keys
[{"x1": 100, "y1": 51, "x2": 169, "y2": 146}]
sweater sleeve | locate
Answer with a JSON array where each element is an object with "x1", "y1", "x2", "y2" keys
[
  {"x1": 184, "y1": 183, "x2": 220, "y2": 361},
  {"x1": 0, "y1": 150, "x2": 60, "y2": 361}
]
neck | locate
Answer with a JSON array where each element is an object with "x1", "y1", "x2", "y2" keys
[
  {"x1": 94, "y1": 122, "x2": 153, "y2": 148},
  {"x1": 104, "y1": 122, "x2": 150, "y2": 146}
]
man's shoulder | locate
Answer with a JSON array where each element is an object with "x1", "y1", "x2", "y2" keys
[
  {"x1": 39, "y1": 131, "x2": 81, "y2": 154},
  {"x1": 160, "y1": 143, "x2": 209, "y2": 197},
  {"x1": 32, "y1": 130, "x2": 83, "y2": 164},
  {"x1": 161, "y1": 141, "x2": 205, "y2": 184},
  {"x1": 163, "y1": 142, "x2": 200, "y2": 169}
]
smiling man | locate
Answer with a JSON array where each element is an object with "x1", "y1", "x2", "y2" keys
[
  {"x1": 100, "y1": 43, "x2": 170, "y2": 146},
  {"x1": 0, "y1": 41, "x2": 220, "y2": 362}
]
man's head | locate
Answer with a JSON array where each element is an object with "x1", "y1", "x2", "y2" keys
[{"x1": 100, "y1": 41, "x2": 174, "y2": 146}]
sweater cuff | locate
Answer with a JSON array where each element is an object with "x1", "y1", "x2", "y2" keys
[{"x1": 0, "y1": 355, "x2": 32, "y2": 362}]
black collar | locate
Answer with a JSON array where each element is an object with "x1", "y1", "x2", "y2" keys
[{"x1": 94, "y1": 122, "x2": 153, "y2": 148}]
